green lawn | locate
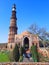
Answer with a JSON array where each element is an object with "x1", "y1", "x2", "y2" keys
[{"x1": 0, "y1": 51, "x2": 10, "y2": 62}]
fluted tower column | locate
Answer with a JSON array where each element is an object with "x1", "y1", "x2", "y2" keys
[{"x1": 8, "y1": 4, "x2": 17, "y2": 49}]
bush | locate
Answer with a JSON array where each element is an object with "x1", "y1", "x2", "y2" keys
[
  {"x1": 20, "y1": 46, "x2": 25, "y2": 56},
  {"x1": 19, "y1": 56, "x2": 23, "y2": 62},
  {"x1": 8, "y1": 51, "x2": 14, "y2": 61},
  {"x1": 19, "y1": 46, "x2": 24, "y2": 62},
  {"x1": 13, "y1": 44, "x2": 20, "y2": 62},
  {"x1": 31, "y1": 45, "x2": 39, "y2": 62}
]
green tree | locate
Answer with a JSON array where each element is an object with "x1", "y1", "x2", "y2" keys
[
  {"x1": 31, "y1": 45, "x2": 39, "y2": 62},
  {"x1": 20, "y1": 46, "x2": 25, "y2": 56},
  {"x1": 28, "y1": 23, "x2": 49, "y2": 47},
  {"x1": 19, "y1": 46, "x2": 25, "y2": 62},
  {"x1": 8, "y1": 51, "x2": 14, "y2": 61},
  {"x1": 13, "y1": 44, "x2": 20, "y2": 62}
]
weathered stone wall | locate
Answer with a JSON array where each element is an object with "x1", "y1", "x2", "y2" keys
[
  {"x1": 38, "y1": 48, "x2": 49, "y2": 58},
  {"x1": 0, "y1": 62, "x2": 49, "y2": 65}
]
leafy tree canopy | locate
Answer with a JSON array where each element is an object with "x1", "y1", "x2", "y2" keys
[{"x1": 28, "y1": 23, "x2": 49, "y2": 47}]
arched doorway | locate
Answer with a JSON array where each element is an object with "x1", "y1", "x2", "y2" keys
[{"x1": 24, "y1": 37, "x2": 29, "y2": 50}]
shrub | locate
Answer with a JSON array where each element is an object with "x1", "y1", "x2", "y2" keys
[
  {"x1": 13, "y1": 44, "x2": 20, "y2": 62},
  {"x1": 8, "y1": 51, "x2": 14, "y2": 61},
  {"x1": 19, "y1": 56, "x2": 23, "y2": 62},
  {"x1": 31, "y1": 45, "x2": 39, "y2": 62},
  {"x1": 20, "y1": 46, "x2": 25, "y2": 56}
]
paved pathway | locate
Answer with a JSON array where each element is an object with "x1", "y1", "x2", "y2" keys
[{"x1": 23, "y1": 57, "x2": 33, "y2": 62}]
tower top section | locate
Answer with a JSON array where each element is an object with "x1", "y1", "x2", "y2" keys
[
  {"x1": 11, "y1": 4, "x2": 17, "y2": 19},
  {"x1": 12, "y1": 4, "x2": 16, "y2": 11}
]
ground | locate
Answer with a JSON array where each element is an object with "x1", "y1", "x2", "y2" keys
[
  {"x1": 0, "y1": 51, "x2": 10, "y2": 62},
  {"x1": 0, "y1": 48, "x2": 49, "y2": 62}
]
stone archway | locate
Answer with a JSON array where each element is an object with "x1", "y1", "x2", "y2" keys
[{"x1": 24, "y1": 37, "x2": 29, "y2": 50}]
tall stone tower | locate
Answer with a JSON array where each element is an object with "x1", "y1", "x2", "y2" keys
[{"x1": 8, "y1": 4, "x2": 17, "y2": 49}]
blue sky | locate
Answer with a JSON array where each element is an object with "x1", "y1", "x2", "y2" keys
[{"x1": 0, "y1": 0, "x2": 49, "y2": 43}]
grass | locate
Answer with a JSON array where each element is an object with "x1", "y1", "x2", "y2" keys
[{"x1": 0, "y1": 51, "x2": 10, "y2": 62}]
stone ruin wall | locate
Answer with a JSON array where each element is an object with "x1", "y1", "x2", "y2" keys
[
  {"x1": 37, "y1": 48, "x2": 49, "y2": 58},
  {"x1": 0, "y1": 62, "x2": 49, "y2": 65}
]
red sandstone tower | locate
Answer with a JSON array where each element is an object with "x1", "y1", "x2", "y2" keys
[{"x1": 8, "y1": 4, "x2": 17, "y2": 48}]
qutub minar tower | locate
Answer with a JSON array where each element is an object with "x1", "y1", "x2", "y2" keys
[
  {"x1": 8, "y1": 4, "x2": 17, "y2": 43},
  {"x1": 8, "y1": 4, "x2": 18, "y2": 49},
  {"x1": 8, "y1": 4, "x2": 17, "y2": 44}
]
